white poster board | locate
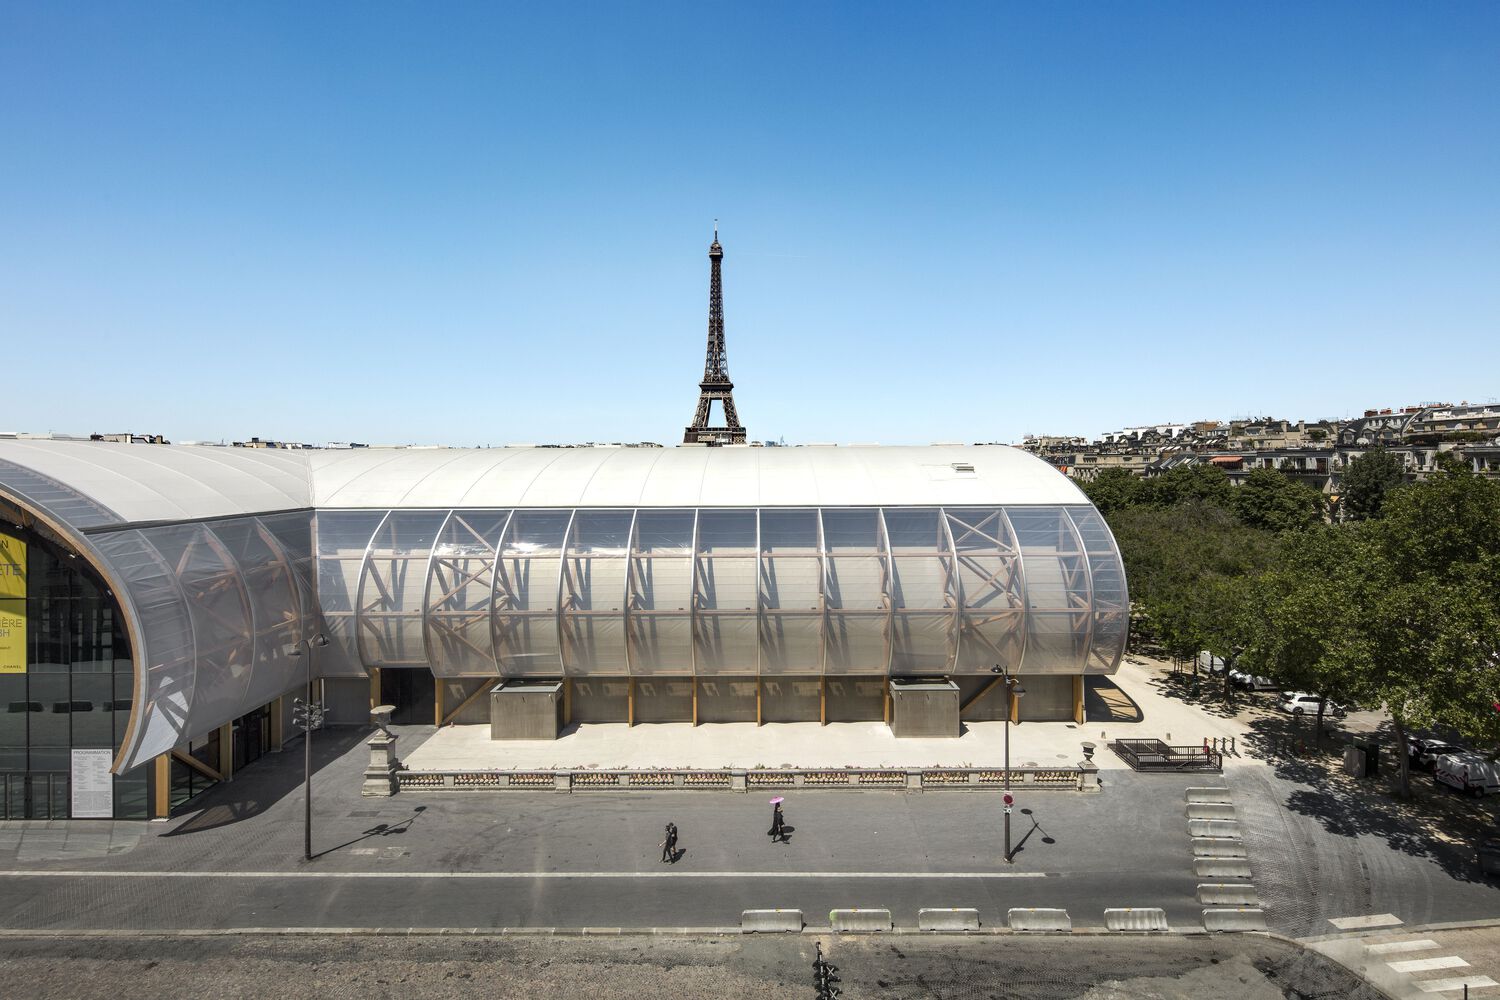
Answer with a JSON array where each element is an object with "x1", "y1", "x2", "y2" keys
[{"x1": 70, "y1": 748, "x2": 114, "y2": 819}]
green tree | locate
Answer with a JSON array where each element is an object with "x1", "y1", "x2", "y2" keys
[
  {"x1": 1079, "y1": 468, "x2": 1143, "y2": 516},
  {"x1": 1138, "y1": 463, "x2": 1234, "y2": 510},
  {"x1": 1341, "y1": 447, "x2": 1405, "y2": 520},
  {"x1": 1233, "y1": 468, "x2": 1327, "y2": 533}
]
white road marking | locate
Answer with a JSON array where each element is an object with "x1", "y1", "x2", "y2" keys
[
  {"x1": 1330, "y1": 913, "x2": 1404, "y2": 930},
  {"x1": 1389, "y1": 957, "x2": 1470, "y2": 974},
  {"x1": 3, "y1": 869, "x2": 1053, "y2": 880},
  {"x1": 1415, "y1": 975, "x2": 1499, "y2": 993},
  {"x1": 1366, "y1": 940, "x2": 1439, "y2": 955}
]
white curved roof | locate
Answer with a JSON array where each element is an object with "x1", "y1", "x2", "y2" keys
[
  {"x1": 0, "y1": 439, "x2": 311, "y2": 526},
  {"x1": 0, "y1": 440, "x2": 1086, "y2": 528}
]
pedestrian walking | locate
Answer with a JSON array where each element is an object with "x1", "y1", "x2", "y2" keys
[
  {"x1": 768, "y1": 797, "x2": 786, "y2": 843},
  {"x1": 660, "y1": 821, "x2": 678, "y2": 863}
]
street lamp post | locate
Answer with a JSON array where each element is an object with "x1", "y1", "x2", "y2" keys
[
  {"x1": 993, "y1": 664, "x2": 1025, "y2": 863},
  {"x1": 289, "y1": 633, "x2": 329, "y2": 862}
]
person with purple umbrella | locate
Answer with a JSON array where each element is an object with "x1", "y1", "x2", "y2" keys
[{"x1": 768, "y1": 797, "x2": 786, "y2": 843}]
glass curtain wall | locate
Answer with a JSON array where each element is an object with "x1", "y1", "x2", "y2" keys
[{"x1": 0, "y1": 527, "x2": 146, "y2": 819}]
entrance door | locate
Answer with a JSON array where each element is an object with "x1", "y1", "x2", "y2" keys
[{"x1": 381, "y1": 668, "x2": 436, "y2": 726}]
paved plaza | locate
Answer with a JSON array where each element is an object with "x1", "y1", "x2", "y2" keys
[{"x1": 403, "y1": 658, "x2": 1255, "y2": 772}]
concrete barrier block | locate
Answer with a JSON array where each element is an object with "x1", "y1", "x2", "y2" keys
[
  {"x1": 830, "y1": 908, "x2": 893, "y2": 932},
  {"x1": 1186, "y1": 802, "x2": 1237, "y2": 821},
  {"x1": 1188, "y1": 819, "x2": 1241, "y2": 838},
  {"x1": 918, "y1": 908, "x2": 981, "y2": 931},
  {"x1": 1185, "y1": 787, "x2": 1233, "y2": 804},
  {"x1": 1103, "y1": 907, "x2": 1169, "y2": 932},
  {"x1": 1195, "y1": 858, "x2": 1253, "y2": 879},
  {"x1": 1197, "y1": 883, "x2": 1260, "y2": 906},
  {"x1": 740, "y1": 909, "x2": 803, "y2": 932},
  {"x1": 1203, "y1": 907, "x2": 1268, "y2": 932},
  {"x1": 1192, "y1": 837, "x2": 1247, "y2": 859},
  {"x1": 1007, "y1": 908, "x2": 1072, "y2": 932}
]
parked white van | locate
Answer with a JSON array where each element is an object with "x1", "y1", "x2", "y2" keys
[{"x1": 1434, "y1": 752, "x2": 1500, "y2": 796}]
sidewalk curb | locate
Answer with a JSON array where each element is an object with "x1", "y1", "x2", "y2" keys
[{"x1": 0, "y1": 926, "x2": 1228, "y2": 938}]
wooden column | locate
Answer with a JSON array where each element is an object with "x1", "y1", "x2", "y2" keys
[
  {"x1": 152, "y1": 753, "x2": 171, "y2": 819},
  {"x1": 627, "y1": 678, "x2": 636, "y2": 727},
  {"x1": 1073, "y1": 674, "x2": 1085, "y2": 724},
  {"x1": 563, "y1": 678, "x2": 572, "y2": 725},
  {"x1": 434, "y1": 675, "x2": 444, "y2": 727},
  {"x1": 883, "y1": 680, "x2": 891, "y2": 725},
  {"x1": 1010, "y1": 683, "x2": 1020, "y2": 724},
  {"x1": 691, "y1": 677, "x2": 698, "y2": 726},
  {"x1": 756, "y1": 678, "x2": 762, "y2": 726},
  {"x1": 820, "y1": 677, "x2": 827, "y2": 726},
  {"x1": 217, "y1": 722, "x2": 234, "y2": 782},
  {"x1": 269, "y1": 696, "x2": 285, "y2": 751},
  {"x1": 369, "y1": 666, "x2": 382, "y2": 711}
]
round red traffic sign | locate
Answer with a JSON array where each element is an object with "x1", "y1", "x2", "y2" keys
[{"x1": 1003, "y1": 793, "x2": 1014, "y2": 806}]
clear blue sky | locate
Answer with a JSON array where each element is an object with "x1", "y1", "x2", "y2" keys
[{"x1": 3, "y1": 2, "x2": 1497, "y2": 446}]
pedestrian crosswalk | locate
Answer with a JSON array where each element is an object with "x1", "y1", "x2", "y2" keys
[{"x1": 1328, "y1": 915, "x2": 1500, "y2": 997}]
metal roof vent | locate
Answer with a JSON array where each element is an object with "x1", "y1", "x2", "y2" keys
[{"x1": 951, "y1": 462, "x2": 976, "y2": 474}]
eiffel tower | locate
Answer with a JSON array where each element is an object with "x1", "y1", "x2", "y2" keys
[{"x1": 684, "y1": 225, "x2": 747, "y2": 445}]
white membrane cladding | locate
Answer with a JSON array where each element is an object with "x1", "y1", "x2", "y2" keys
[{"x1": 0, "y1": 442, "x2": 1117, "y2": 775}]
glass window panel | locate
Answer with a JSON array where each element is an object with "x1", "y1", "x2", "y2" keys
[
  {"x1": 568, "y1": 510, "x2": 633, "y2": 553},
  {"x1": 70, "y1": 673, "x2": 113, "y2": 745},
  {"x1": 1007, "y1": 507, "x2": 1080, "y2": 553},
  {"x1": 1088, "y1": 553, "x2": 1126, "y2": 609},
  {"x1": 820, "y1": 509, "x2": 879, "y2": 551},
  {"x1": 427, "y1": 511, "x2": 508, "y2": 678},
  {"x1": 496, "y1": 615, "x2": 559, "y2": 676},
  {"x1": 882, "y1": 508, "x2": 942, "y2": 550},
  {"x1": 696, "y1": 509, "x2": 756, "y2": 551},
  {"x1": 633, "y1": 555, "x2": 692, "y2": 612},
  {"x1": 1090, "y1": 611, "x2": 1127, "y2": 671},
  {"x1": 507, "y1": 510, "x2": 571, "y2": 551},
  {"x1": 634, "y1": 510, "x2": 694, "y2": 553},
  {"x1": 1066, "y1": 507, "x2": 1117, "y2": 553},
  {"x1": 759, "y1": 509, "x2": 817, "y2": 552},
  {"x1": 825, "y1": 555, "x2": 885, "y2": 610},
  {"x1": 696, "y1": 557, "x2": 757, "y2": 611},
  {"x1": 945, "y1": 508, "x2": 1013, "y2": 552}
]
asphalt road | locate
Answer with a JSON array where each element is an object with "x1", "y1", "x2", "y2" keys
[{"x1": 0, "y1": 933, "x2": 1384, "y2": 1000}]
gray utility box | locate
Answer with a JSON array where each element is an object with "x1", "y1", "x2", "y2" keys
[
  {"x1": 490, "y1": 680, "x2": 564, "y2": 740},
  {"x1": 890, "y1": 678, "x2": 960, "y2": 738}
]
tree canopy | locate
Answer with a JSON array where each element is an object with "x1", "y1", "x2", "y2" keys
[{"x1": 1341, "y1": 447, "x2": 1406, "y2": 520}]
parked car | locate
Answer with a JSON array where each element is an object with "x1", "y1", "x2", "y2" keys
[
  {"x1": 1229, "y1": 668, "x2": 1277, "y2": 691},
  {"x1": 1407, "y1": 738, "x2": 1467, "y2": 771},
  {"x1": 1434, "y1": 752, "x2": 1500, "y2": 796},
  {"x1": 1279, "y1": 692, "x2": 1346, "y2": 717}
]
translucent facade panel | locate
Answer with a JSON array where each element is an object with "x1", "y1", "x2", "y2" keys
[
  {"x1": 762, "y1": 613, "x2": 823, "y2": 674},
  {"x1": 1007, "y1": 507, "x2": 1088, "y2": 611},
  {"x1": 695, "y1": 613, "x2": 759, "y2": 675},
  {"x1": 890, "y1": 613, "x2": 951, "y2": 673},
  {"x1": 494, "y1": 509, "x2": 569, "y2": 675},
  {"x1": 1067, "y1": 507, "x2": 1127, "y2": 610},
  {"x1": 143, "y1": 523, "x2": 253, "y2": 736},
  {"x1": 1089, "y1": 610, "x2": 1127, "y2": 672},
  {"x1": 426, "y1": 511, "x2": 508, "y2": 677},
  {"x1": 1022, "y1": 611, "x2": 1089, "y2": 672},
  {"x1": 885, "y1": 508, "x2": 955, "y2": 672},
  {"x1": 212, "y1": 516, "x2": 306, "y2": 707},
  {"x1": 694, "y1": 509, "x2": 757, "y2": 673},
  {"x1": 946, "y1": 508, "x2": 1025, "y2": 674},
  {"x1": 822, "y1": 510, "x2": 888, "y2": 675},
  {"x1": 92, "y1": 530, "x2": 195, "y2": 771},
  {"x1": 314, "y1": 511, "x2": 384, "y2": 677},
  {"x1": 561, "y1": 510, "x2": 631, "y2": 675},
  {"x1": 627, "y1": 510, "x2": 694, "y2": 675},
  {"x1": 358, "y1": 510, "x2": 445, "y2": 667}
]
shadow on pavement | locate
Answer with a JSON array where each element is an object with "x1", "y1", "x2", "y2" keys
[
  {"x1": 313, "y1": 805, "x2": 427, "y2": 859},
  {"x1": 163, "y1": 727, "x2": 367, "y2": 837},
  {"x1": 1242, "y1": 713, "x2": 1500, "y2": 885},
  {"x1": 1085, "y1": 675, "x2": 1143, "y2": 723}
]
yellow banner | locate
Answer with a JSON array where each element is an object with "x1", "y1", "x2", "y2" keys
[
  {"x1": 0, "y1": 598, "x2": 25, "y2": 674},
  {"x1": 0, "y1": 533, "x2": 24, "y2": 600}
]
